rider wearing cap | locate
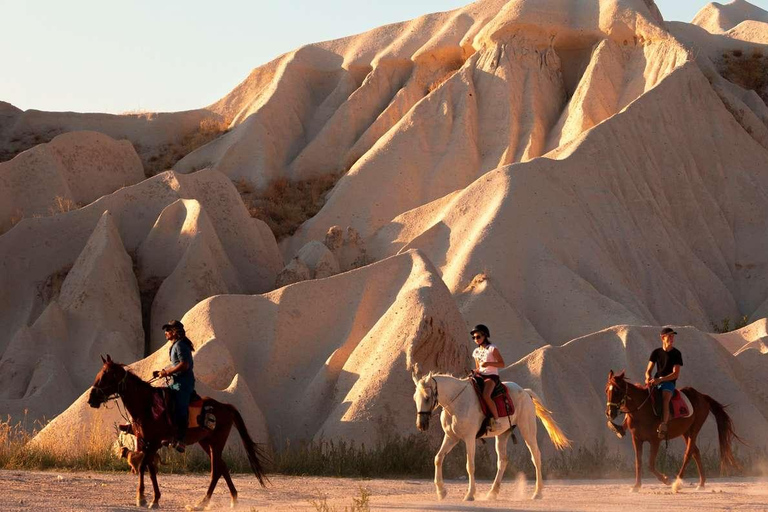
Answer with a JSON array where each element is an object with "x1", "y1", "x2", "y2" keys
[
  {"x1": 471, "y1": 324, "x2": 506, "y2": 430},
  {"x1": 607, "y1": 326, "x2": 683, "y2": 439},
  {"x1": 153, "y1": 320, "x2": 196, "y2": 452},
  {"x1": 646, "y1": 327, "x2": 683, "y2": 438}
]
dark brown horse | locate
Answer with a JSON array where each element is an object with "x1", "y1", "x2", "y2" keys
[
  {"x1": 605, "y1": 370, "x2": 741, "y2": 492},
  {"x1": 88, "y1": 355, "x2": 267, "y2": 509}
]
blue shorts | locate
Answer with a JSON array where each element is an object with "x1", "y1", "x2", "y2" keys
[{"x1": 657, "y1": 381, "x2": 676, "y2": 393}]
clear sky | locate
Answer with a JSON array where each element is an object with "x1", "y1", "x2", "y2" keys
[{"x1": 2, "y1": 0, "x2": 767, "y2": 114}]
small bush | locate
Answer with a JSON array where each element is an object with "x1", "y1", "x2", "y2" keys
[
  {"x1": 712, "y1": 315, "x2": 750, "y2": 333},
  {"x1": 236, "y1": 173, "x2": 340, "y2": 240}
]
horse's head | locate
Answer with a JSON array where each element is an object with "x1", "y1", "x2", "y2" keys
[
  {"x1": 87, "y1": 354, "x2": 128, "y2": 408},
  {"x1": 605, "y1": 369, "x2": 628, "y2": 420},
  {"x1": 412, "y1": 365, "x2": 438, "y2": 431}
]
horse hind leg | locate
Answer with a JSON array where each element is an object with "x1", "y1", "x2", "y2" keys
[
  {"x1": 486, "y1": 429, "x2": 511, "y2": 500},
  {"x1": 186, "y1": 440, "x2": 221, "y2": 511},
  {"x1": 221, "y1": 460, "x2": 238, "y2": 508},
  {"x1": 517, "y1": 404, "x2": 543, "y2": 499}
]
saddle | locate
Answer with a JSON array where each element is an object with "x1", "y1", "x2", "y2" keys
[
  {"x1": 470, "y1": 374, "x2": 515, "y2": 421},
  {"x1": 650, "y1": 387, "x2": 694, "y2": 420},
  {"x1": 151, "y1": 388, "x2": 215, "y2": 430}
]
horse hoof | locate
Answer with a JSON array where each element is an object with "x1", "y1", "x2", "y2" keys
[
  {"x1": 463, "y1": 495, "x2": 475, "y2": 502},
  {"x1": 148, "y1": 502, "x2": 160, "y2": 510},
  {"x1": 137, "y1": 498, "x2": 147, "y2": 507},
  {"x1": 230, "y1": 497, "x2": 238, "y2": 508},
  {"x1": 696, "y1": 484, "x2": 705, "y2": 491},
  {"x1": 485, "y1": 492, "x2": 498, "y2": 501},
  {"x1": 531, "y1": 492, "x2": 542, "y2": 500},
  {"x1": 629, "y1": 486, "x2": 640, "y2": 493},
  {"x1": 436, "y1": 489, "x2": 447, "y2": 500}
]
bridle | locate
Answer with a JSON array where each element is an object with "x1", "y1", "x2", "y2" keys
[
  {"x1": 92, "y1": 365, "x2": 130, "y2": 405},
  {"x1": 417, "y1": 377, "x2": 468, "y2": 418},
  {"x1": 606, "y1": 379, "x2": 652, "y2": 415}
]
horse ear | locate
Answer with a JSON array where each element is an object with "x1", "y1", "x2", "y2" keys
[
  {"x1": 608, "y1": 369, "x2": 614, "y2": 379},
  {"x1": 100, "y1": 354, "x2": 106, "y2": 363},
  {"x1": 411, "y1": 363, "x2": 421, "y2": 385},
  {"x1": 106, "y1": 354, "x2": 112, "y2": 363}
]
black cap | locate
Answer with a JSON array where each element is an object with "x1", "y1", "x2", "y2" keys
[
  {"x1": 470, "y1": 324, "x2": 490, "y2": 338},
  {"x1": 162, "y1": 320, "x2": 184, "y2": 332},
  {"x1": 660, "y1": 327, "x2": 677, "y2": 335}
]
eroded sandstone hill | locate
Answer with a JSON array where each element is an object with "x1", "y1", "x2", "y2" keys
[{"x1": 3, "y1": 0, "x2": 768, "y2": 456}]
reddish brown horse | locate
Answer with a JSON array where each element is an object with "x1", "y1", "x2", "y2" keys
[
  {"x1": 605, "y1": 370, "x2": 741, "y2": 492},
  {"x1": 88, "y1": 355, "x2": 267, "y2": 509}
]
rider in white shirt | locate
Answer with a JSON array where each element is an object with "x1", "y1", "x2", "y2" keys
[{"x1": 471, "y1": 324, "x2": 506, "y2": 429}]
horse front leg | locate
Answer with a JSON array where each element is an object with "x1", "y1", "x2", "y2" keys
[
  {"x1": 672, "y1": 435, "x2": 694, "y2": 493},
  {"x1": 486, "y1": 429, "x2": 511, "y2": 500},
  {"x1": 148, "y1": 455, "x2": 161, "y2": 509},
  {"x1": 136, "y1": 462, "x2": 147, "y2": 507},
  {"x1": 463, "y1": 436, "x2": 477, "y2": 501},
  {"x1": 630, "y1": 434, "x2": 643, "y2": 492},
  {"x1": 434, "y1": 433, "x2": 459, "y2": 500},
  {"x1": 648, "y1": 439, "x2": 670, "y2": 485}
]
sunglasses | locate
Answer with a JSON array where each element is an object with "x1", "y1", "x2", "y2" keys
[{"x1": 471, "y1": 335, "x2": 484, "y2": 340}]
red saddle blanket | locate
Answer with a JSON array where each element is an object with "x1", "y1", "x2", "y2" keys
[
  {"x1": 650, "y1": 389, "x2": 691, "y2": 420},
  {"x1": 470, "y1": 377, "x2": 515, "y2": 418}
]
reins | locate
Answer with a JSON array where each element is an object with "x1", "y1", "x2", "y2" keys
[
  {"x1": 607, "y1": 380, "x2": 652, "y2": 415},
  {"x1": 418, "y1": 377, "x2": 468, "y2": 417}
]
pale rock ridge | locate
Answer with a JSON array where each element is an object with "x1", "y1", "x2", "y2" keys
[
  {"x1": 0, "y1": 131, "x2": 144, "y2": 233},
  {"x1": 367, "y1": 62, "x2": 768, "y2": 347},
  {"x1": 712, "y1": 318, "x2": 768, "y2": 354},
  {"x1": 692, "y1": 0, "x2": 768, "y2": 34},
  {"x1": 276, "y1": 240, "x2": 340, "y2": 288},
  {"x1": 176, "y1": 0, "x2": 670, "y2": 193},
  {"x1": 0, "y1": 212, "x2": 143, "y2": 422},
  {"x1": 0, "y1": 170, "x2": 281, "y2": 400},
  {"x1": 136, "y1": 199, "x2": 244, "y2": 350}
]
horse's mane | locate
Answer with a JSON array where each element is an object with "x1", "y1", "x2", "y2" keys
[
  {"x1": 107, "y1": 361, "x2": 154, "y2": 388},
  {"x1": 609, "y1": 370, "x2": 645, "y2": 390}
]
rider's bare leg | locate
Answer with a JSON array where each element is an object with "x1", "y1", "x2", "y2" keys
[
  {"x1": 483, "y1": 380, "x2": 499, "y2": 418},
  {"x1": 659, "y1": 390, "x2": 672, "y2": 436}
]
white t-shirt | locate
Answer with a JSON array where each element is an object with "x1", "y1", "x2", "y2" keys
[{"x1": 472, "y1": 343, "x2": 499, "y2": 376}]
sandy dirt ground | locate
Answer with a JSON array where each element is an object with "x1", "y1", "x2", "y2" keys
[{"x1": 2, "y1": 470, "x2": 768, "y2": 511}]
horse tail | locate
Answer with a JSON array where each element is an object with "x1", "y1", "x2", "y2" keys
[
  {"x1": 526, "y1": 389, "x2": 572, "y2": 451},
  {"x1": 227, "y1": 404, "x2": 269, "y2": 486},
  {"x1": 702, "y1": 393, "x2": 743, "y2": 473}
]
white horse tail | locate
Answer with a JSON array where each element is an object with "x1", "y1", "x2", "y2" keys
[{"x1": 526, "y1": 389, "x2": 572, "y2": 451}]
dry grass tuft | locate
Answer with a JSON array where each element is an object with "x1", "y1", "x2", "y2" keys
[
  {"x1": 0, "y1": 128, "x2": 63, "y2": 163},
  {"x1": 142, "y1": 118, "x2": 228, "y2": 177},
  {"x1": 236, "y1": 174, "x2": 340, "y2": 240},
  {"x1": 720, "y1": 49, "x2": 768, "y2": 104}
]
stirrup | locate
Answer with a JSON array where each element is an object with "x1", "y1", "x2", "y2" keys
[{"x1": 172, "y1": 441, "x2": 186, "y2": 453}]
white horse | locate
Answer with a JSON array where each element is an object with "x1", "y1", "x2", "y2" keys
[{"x1": 412, "y1": 370, "x2": 571, "y2": 500}]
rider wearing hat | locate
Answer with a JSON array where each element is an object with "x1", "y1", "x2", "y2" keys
[
  {"x1": 153, "y1": 320, "x2": 196, "y2": 452},
  {"x1": 471, "y1": 324, "x2": 506, "y2": 429}
]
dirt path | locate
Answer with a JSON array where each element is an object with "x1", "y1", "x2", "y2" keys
[{"x1": 2, "y1": 470, "x2": 768, "y2": 511}]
